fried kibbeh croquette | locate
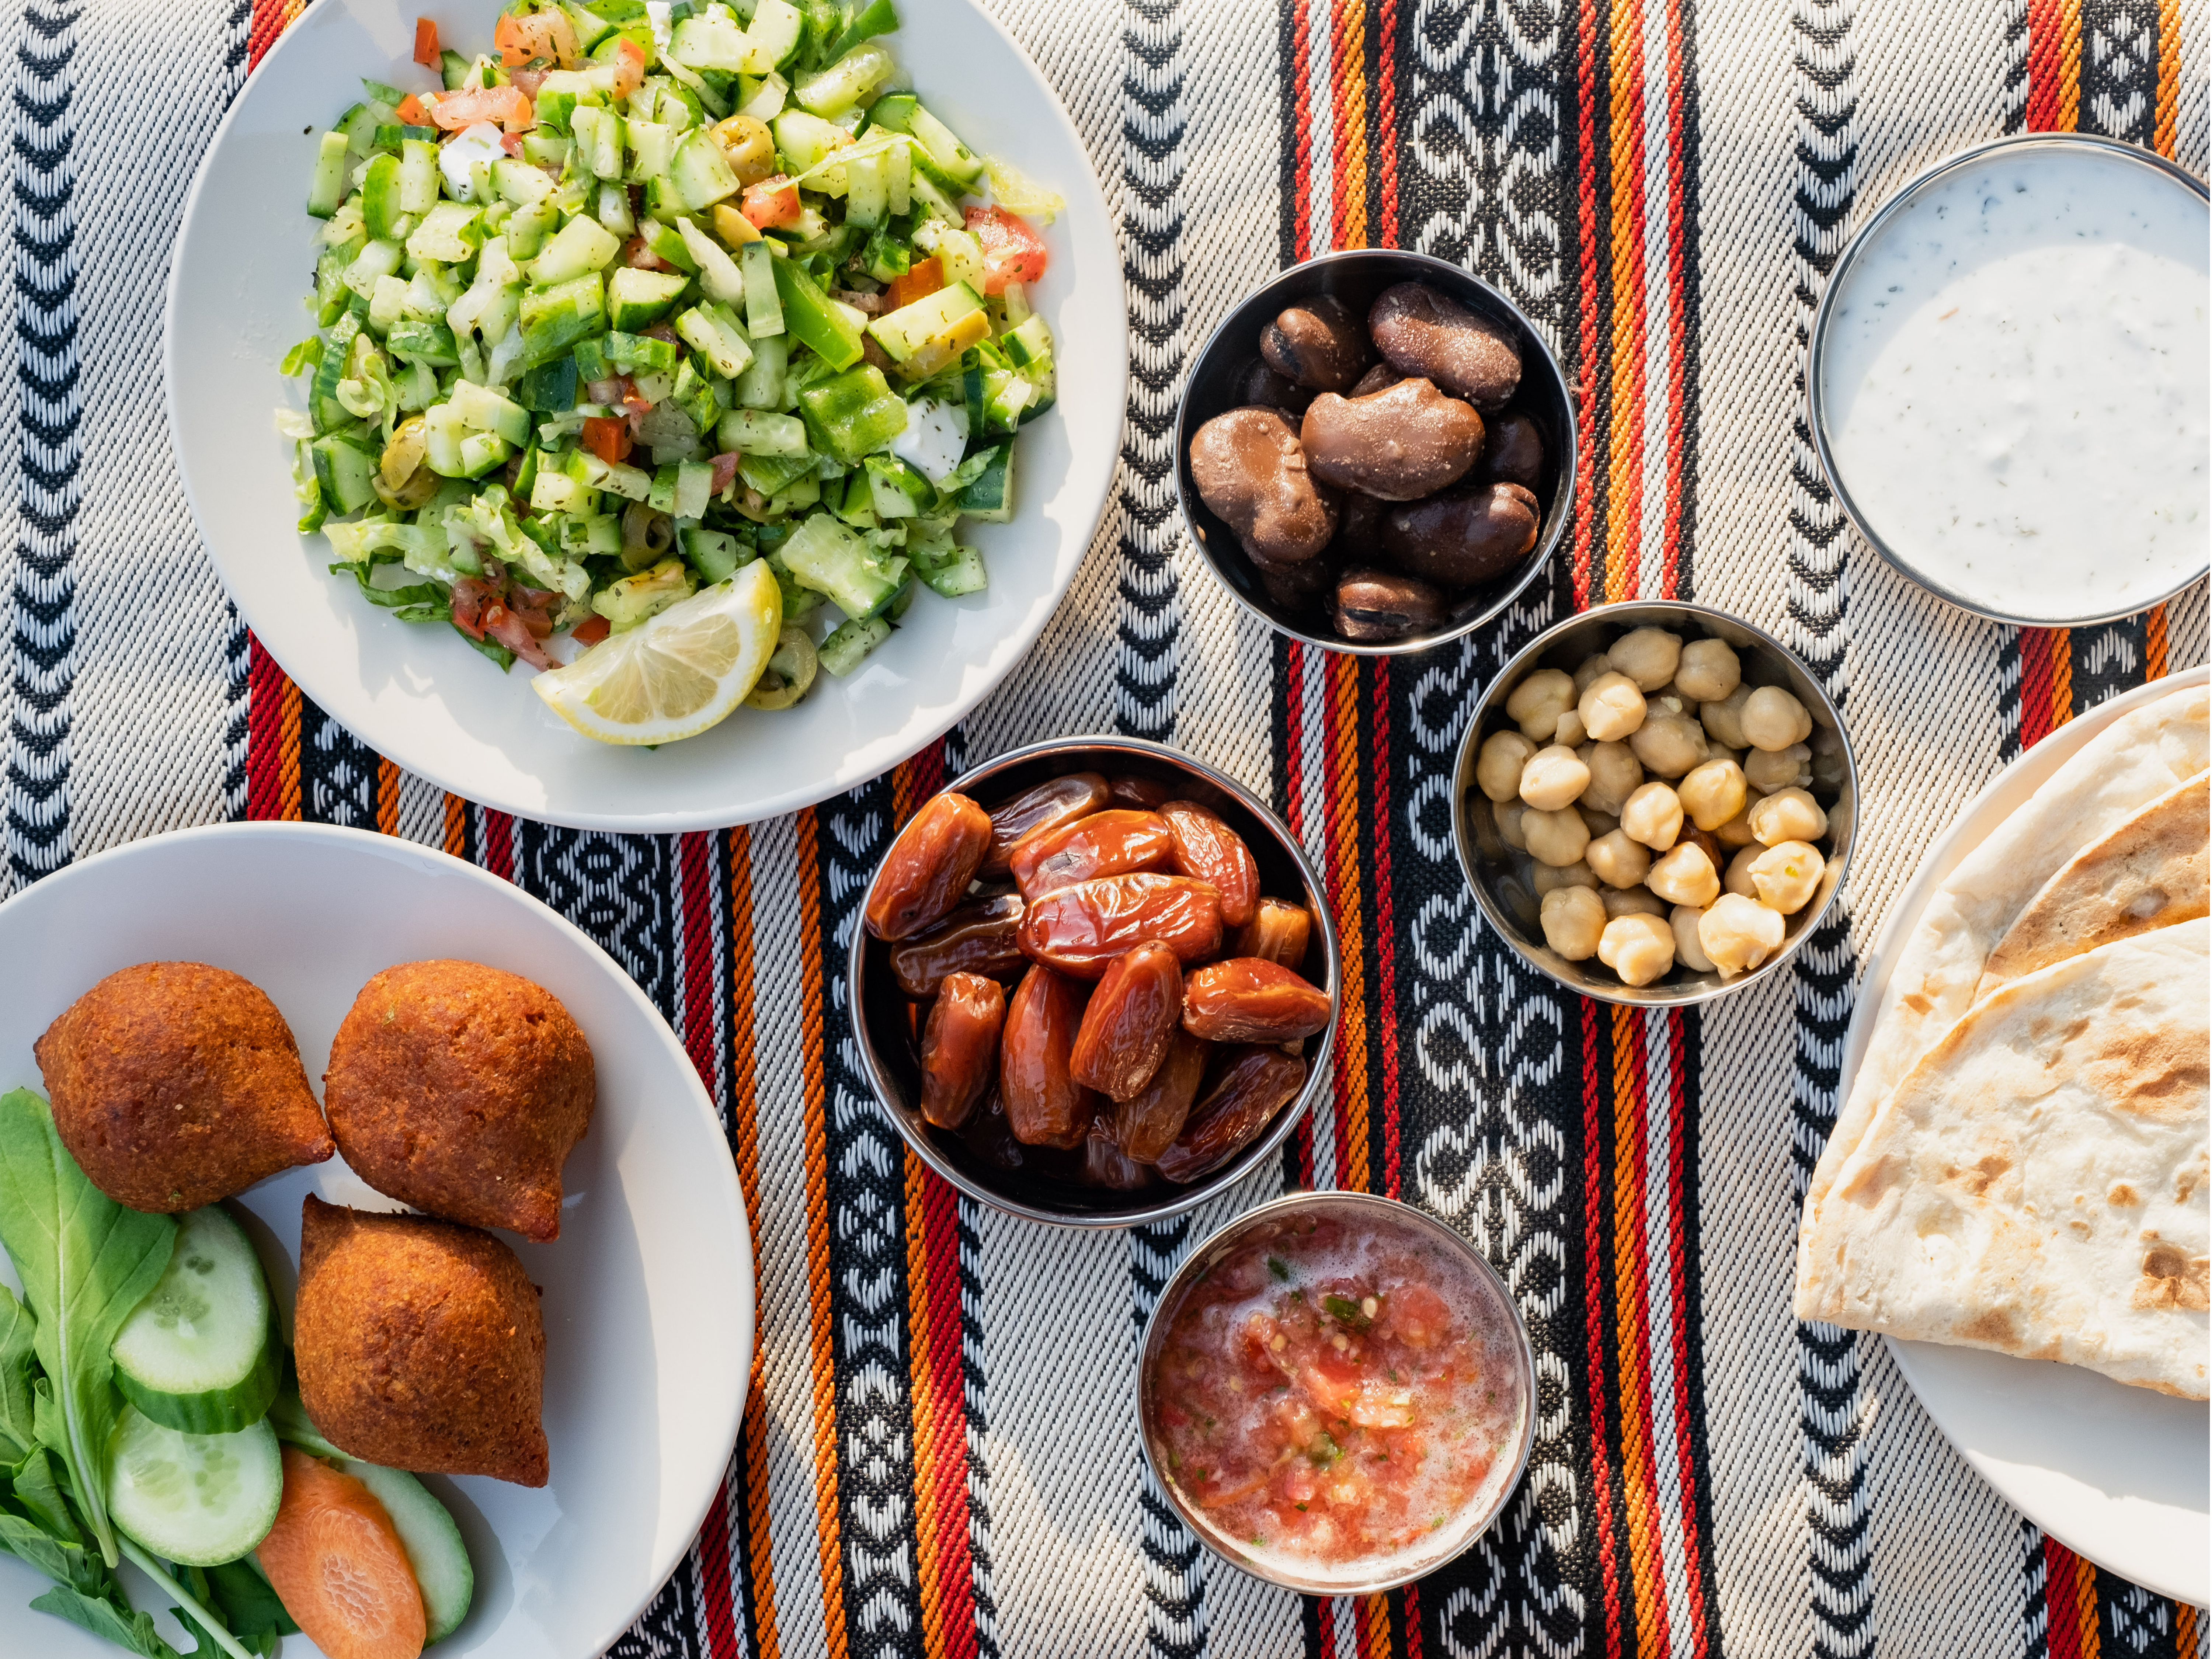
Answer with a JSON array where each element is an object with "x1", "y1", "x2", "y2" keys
[
  {"x1": 296, "y1": 1196, "x2": 549, "y2": 1487},
  {"x1": 323, "y1": 960, "x2": 594, "y2": 1242},
  {"x1": 34, "y1": 961, "x2": 334, "y2": 1213}
]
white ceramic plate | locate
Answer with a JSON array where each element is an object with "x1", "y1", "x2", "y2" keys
[
  {"x1": 1839, "y1": 665, "x2": 2210, "y2": 1605},
  {"x1": 166, "y1": 3, "x2": 1124, "y2": 833},
  {"x1": 0, "y1": 823, "x2": 753, "y2": 1656}
]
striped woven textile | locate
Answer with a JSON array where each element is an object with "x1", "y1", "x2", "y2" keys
[{"x1": 3, "y1": 0, "x2": 2206, "y2": 1653}]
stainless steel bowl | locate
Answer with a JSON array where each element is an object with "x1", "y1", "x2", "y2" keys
[
  {"x1": 1174, "y1": 247, "x2": 1577, "y2": 657},
  {"x1": 1451, "y1": 601, "x2": 1859, "y2": 1007},
  {"x1": 1806, "y1": 131, "x2": 2211, "y2": 628},
  {"x1": 1136, "y1": 1190, "x2": 1538, "y2": 1596},
  {"x1": 850, "y1": 735, "x2": 1341, "y2": 1228}
]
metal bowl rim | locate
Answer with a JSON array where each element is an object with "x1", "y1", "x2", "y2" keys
[
  {"x1": 1805, "y1": 131, "x2": 2211, "y2": 629},
  {"x1": 849, "y1": 734, "x2": 1344, "y2": 1229},
  {"x1": 1449, "y1": 598, "x2": 1861, "y2": 1008},
  {"x1": 1133, "y1": 1188, "x2": 1541, "y2": 1596},
  {"x1": 1173, "y1": 246, "x2": 1580, "y2": 658}
]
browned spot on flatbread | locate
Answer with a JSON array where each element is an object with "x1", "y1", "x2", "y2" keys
[
  {"x1": 1959, "y1": 1308, "x2": 2017, "y2": 1347},
  {"x1": 2085, "y1": 1022, "x2": 2211, "y2": 1124},
  {"x1": 2110, "y1": 1182, "x2": 2140, "y2": 1206},
  {"x1": 2180, "y1": 1155, "x2": 2208, "y2": 1206},
  {"x1": 1945, "y1": 1152, "x2": 2012, "y2": 1199},
  {"x1": 1901, "y1": 990, "x2": 1933, "y2": 1015},
  {"x1": 2130, "y1": 1241, "x2": 2212, "y2": 1312}
]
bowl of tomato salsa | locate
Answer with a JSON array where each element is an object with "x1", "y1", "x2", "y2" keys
[{"x1": 1138, "y1": 1191, "x2": 1535, "y2": 1593}]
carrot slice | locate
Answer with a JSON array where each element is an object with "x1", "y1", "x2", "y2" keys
[
  {"x1": 394, "y1": 93, "x2": 429, "y2": 125},
  {"x1": 886, "y1": 257, "x2": 944, "y2": 312},
  {"x1": 257, "y1": 1447, "x2": 427, "y2": 1659},
  {"x1": 412, "y1": 17, "x2": 439, "y2": 67}
]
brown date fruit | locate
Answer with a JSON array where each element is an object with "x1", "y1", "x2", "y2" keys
[
  {"x1": 1157, "y1": 1046, "x2": 1308, "y2": 1184},
  {"x1": 918, "y1": 972, "x2": 1006, "y2": 1130},
  {"x1": 1107, "y1": 773, "x2": 1172, "y2": 811},
  {"x1": 1159, "y1": 800, "x2": 1260, "y2": 928},
  {"x1": 1113, "y1": 1029, "x2": 1210, "y2": 1163},
  {"x1": 1068, "y1": 942, "x2": 1183, "y2": 1101},
  {"x1": 865, "y1": 792, "x2": 993, "y2": 941},
  {"x1": 1016, "y1": 874, "x2": 1225, "y2": 980},
  {"x1": 1081, "y1": 1116, "x2": 1153, "y2": 1190},
  {"x1": 889, "y1": 894, "x2": 1026, "y2": 997},
  {"x1": 1009, "y1": 808, "x2": 1176, "y2": 900},
  {"x1": 1182, "y1": 957, "x2": 1332, "y2": 1043},
  {"x1": 1231, "y1": 898, "x2": 1313, "y2": 970},
  {"x1": 958, "y1": 1085, "x2": 1025, "y2": 1172},
  {"x1": 983, "y1": 772, "x2": 1109, "y2": 877},
  {"x1": 998, "y1": 965, "x2": 1098, "y2": 1148}
]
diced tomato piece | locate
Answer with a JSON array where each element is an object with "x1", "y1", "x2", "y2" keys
[
  {"x1": 609, "y1": 36, "x2": 647, "y2": 98},
  {"x1": 740, "y1": 175, "x2": 802, "y2": 230},
  {"x1": 484, "y1": 603, "x2": 560, "y2": 670},
  {"x1": 884, "y1": 257, "x2": 944, "y2": 312},
  {"x1": 581, "y1": 417, "x2": 633, "y2": 465},
  {"x1": 501, "y1": 129, "x2": 526, "y2": 156},
  {"x1": 1378, "y1": 1283, "x2": 1451, "y2": 1349},
  {"x1": 511, "y1": 66, "x2": 549, "y2": 98},
  {"x1": 395, "y1": 92, "x2": 429, "y2": 125},
  {"x1": 450, "y1": 577, "x2": 493, "y2": 639},
  {"x1": 495, "y1": 9, "x2": 578, "y2": 68},
  {"x1": 570, "y1": 614, "x2": 611, "y2": 647},
  {"x1": 413, "y1": 17, "x2": 440, "y2": 67},
  {"x1": 709, "y1": 452, "x2": 742, "y2": 494},
  {"x1": 428, "y1": 84, "x2": 534, "y2": 133},
  {"x1": 963, "y1": 206, "x2": 1048, "y2": 296}
]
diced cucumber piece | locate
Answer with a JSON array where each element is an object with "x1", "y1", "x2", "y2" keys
[
  {"x1": 914, "y1": 538, "x2": 987, "y2": 597},
  {"x1": 867, "y1": 93, "x2": 919, "y2": 133},
  {"x1": 740, "y1": 240, "x2": 783, "y2": 336},
  {"x1": 669, "y1": 132, "x2": 740, "y2": 211},
  {"x1": 457, "y1": 430, "x2": 514, "y2": 476},
  {"x1": 819, "y1": 613, "x2": 892, "y2": 675},
  {"x1": 571, "y1": 104, "x2": 627, "y2": 179},
  {"x1": 387, "y1": 317, "x2": 461, "y2": 365},
  {"x1": 532, "y1": 465, "x2": 600, "y2": 514},
  {"x1": 342, "y1": 237, "x2": 405, "y2": 300},
  {"x1": 568, "y1": 446, "x2": 654, "y2": 500},
  {"x1": 367, "y1": 273, "x2": 410, "y2": 336},
  {"x1": 844, "y1": 149, "x2": 888, "y2": 230},
  {"x1": 397, "y1": 137, "x2": 439, "y2": 215},
  {"x1": 868, "y1": 280, "x2": 984, "y2": 364},
  {"x1": 778, "y1": 512, "x2": 907, "y2": 617},
  {"x1": 915, "y1": 220, "x2": 985, "y2": 291},
  {"x1": 907, "y1": 104, "x2": 985, "y2": 184},
  {"x1": 307, "y1": 129, "x2": 352, "y2": 218},
  {"x1": 597, "y1": 180, "x2": 638, "y2": 237},
  {"x1": 493, "y1": 156, "x2": 555, "y2": 206},
  {"x1": 718, "y1": 407, "x2": 809, "y2": 455},
  {"x1": 440, "y1": 48, "x2": 471, "y2": 89},
  {"x1": 795, "y1": 41, "x2": 894, "y2": 117},
  {"x1": 865, "y1": 453, "x2": 933, "y2": 518},
  {"x1": 517, "y1": 355, "x2": 580, "y2": 414},
  {"x1": 407, "y1": 200, "x2": 485, "y2": 264},
  {"x1": 449, "y1": 379, "x2": 532, "y2": 446},
  {"x1": 675, "y1": 216, "x2": 745, "y2": 303},
  {"x1": 771, "y1": 110, "x2": 851, "y2": 193},
  {"x1": 658, "y1": 458, "x2": 714, "y2": 518},
  {"x1": 359, "y1": 153, "x2": 408, "y2": 240},
  {"x1": 562, "y1": 0, "x2": 618, "y2": 53},
  {"x1": 740, "y1": 0, "x2": 804, "y2": 71},
  {"x1": 108, "y1": 1409, "x2": 284, "y2": 1568},
  {"x1": 798, "y1": 365, "x2": 907, "y2": 463},
  {"x1": 606, "y1": 330, "x2": 682, "y2": 373},
  {"x1": 684, "y1": 526, "x2": 752, "y2": 581},
  {"x1": 1002, "y1": 312, "x2": 1054, "y2": 369},
  {"x1": 671, "y1": 12, "x2": 749, "y2": 70},
  {"x1": 112, "y1": 1205, "x2": 278, "y2": 1437},
  {"x1": 312, "y1": 436, "x2": 380, "y2": 515},
  {"x1": 674, "y1": 300, "x2": 754, "y2": 378},
  {"x1": 957, "y1": 442, "x2": 1015, "y2": 521},
  {"x1": 520, "y1": 273, "x2": 609, "y2": 367},
  {"x1": 529, "y1": 213, "x2": 623, "y2": 285},
  {"x1": 608, "y1": 266, "x2": 692, "y2": 330},
  {"x1": 907, "y1": 166, "x2": 965, "y2": 226},
  {"x1": 505, "y1": 197, "x2": 562, "y2": 261}
]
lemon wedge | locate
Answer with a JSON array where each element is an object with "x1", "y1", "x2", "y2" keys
[{"x1": 533, "y1": 561, "x2": 783, "y2": 745}]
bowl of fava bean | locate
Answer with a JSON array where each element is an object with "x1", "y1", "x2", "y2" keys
[
  {"x1": 850, "y1": 736, "x2": 1341, "y2": 1227},
  {"x1": 1452, "y1": 602, "x2": 1858, "y2": 1005}
]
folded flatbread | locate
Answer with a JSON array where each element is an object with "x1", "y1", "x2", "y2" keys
[
  {"x1": 1977, "y1": 770, "x2": 2209, "y2": 999},
  {"x1": 1813, "y1": 684, "x2": 2208, "y2": 1223},
  {"x1": 1795, "y1": 919, "x2": 2209, "y2": 1398}
]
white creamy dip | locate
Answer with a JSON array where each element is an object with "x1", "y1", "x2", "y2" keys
[{"x1": 1820, "y1": 144, "x2": 2209, "y2": 623}]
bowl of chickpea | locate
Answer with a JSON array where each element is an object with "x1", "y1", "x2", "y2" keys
[{"x1": 1451, "y1": 602, "x2": 1857, "y2": 1004}]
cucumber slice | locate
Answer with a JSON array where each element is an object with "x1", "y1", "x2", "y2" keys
[
  {"x1": 113, "y1": 1205, "x2": 280, "y2": 1435},
  {"x1": 109, "y1": 1408, "x2": 284, "y2": 1568},
  {"x1": 335, "y1": 1460, "x2": 475, "y2": 1643}
]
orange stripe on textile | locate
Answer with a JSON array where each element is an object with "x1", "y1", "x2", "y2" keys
[
  {"x1": 1326, "y1": 653, "x2": 1371, "y2": 1192},
  {"x1": 794, "y1": 809, "x2": 852, "y2": 1659},
  {"x1": 1357, "y1": 1589, "x2": 1392, "y2": 1657},
  {"x1": 1609, "y1": 1007, "x2": 1668, "y2": 1654},
  {"x1": 248, "y1": 0, "x2": 290, "y2": 69},
  {"x1": 1288, "y1": 0, "x2": 1314, "y2": 262},
  {"x1": 442, "y1": 794, "x2": 467, "y2": 860},
  {"x1": 1601, "y1": 0, "x2": 1647, "y2": 604},
  {"x1": 2024, "y1": 0, "x2": 2083, "y2": 132},
  {"x1": 277, "y1": 679, "x2": 302, "y2": 821},
  {"x1": 2154, "y1": 0, "x2": 2182, "y2": 156},
  {"x1": 2146, "y1": 606, "x2": 2170, "y2": 683},
  {"x1": 2176, "y1": 1601, "x2": 2199, "y2": 1654},
  {"x1": 375, "y1": 758, "x2": 400, "y2": 837},
  {"x1": 1331, "y1": 0, "x2": 1368, "y2": 249}
]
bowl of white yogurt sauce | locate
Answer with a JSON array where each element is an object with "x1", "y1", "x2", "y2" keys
[{"x1": 1810, "y1": 133, "x2": 2209, "y2": 626}]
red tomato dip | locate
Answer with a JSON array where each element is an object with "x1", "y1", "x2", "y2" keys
[{"x1": 1142, "y1": 1203, "x2": 1525, "y2": 1584}]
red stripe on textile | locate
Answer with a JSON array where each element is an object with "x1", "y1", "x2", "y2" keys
[
  {"x1": 244, "y1": 635, "x2": 286, "y2": 820},
  {"x1": 1666, "y1": 1013, "x2": 1711, "y2": 1656},
  {"x1": 2024, "y1": 0, "x2": 2082, "y2": 133},
  {"x1": 1289, "y1": 0, "x2": 1313, "y2": 262},
  {"x1": 248, "y1": 0, "x2": 290, "y2": 70},
  {"x1": 917, "y1": 1167, "x2": 979, "y2": 1656},
  {"x1": 1400, "y1": 1580, "x2": 1423, "y2": 1659},
  {"x1": 1284, "y1": 640, "x2": 1319, "y2": 1189},
  {"x1": 480, "y1": 810, "x2": 515, "y2": 881},
  {"x1": 696, "y1": 1475, "x2": 742, "y2": 1659},
  {"x1": 1569, "y1": 0, "x2": 1602, "y2": 611},
  {"x1": 1658, "y1": 0, "x2": 1690, "y2": 601},
  {"x1": 1580, "y1": 998, "x2": 1624, "y2": 1659},
  {"x1": 1613, "y1": 1010, "x2": 1668, "y2": 1654},
  {"x1": 1369, "y1": 660, "x2": 1401, "y2": 1199},
  {"x1": 2018, "y1": 629, "x2": 2070, "y2": 748}
]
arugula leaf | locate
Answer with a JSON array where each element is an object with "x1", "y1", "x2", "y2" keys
[
  {"x1": 173, "y1": 1560, "x2": 295, "y2": 1658},
  {"x1": 9, "y1": 1446, "x2": 90, "y2": 1552},
  {"x1": 0, "y1": 1509, "x2": 100, "y2": 1590},
  {"x1": 0, "y1": 1088, "x2": 177, "y2": 1567},
  {"x1": 0, "y1": 1281, "x2": 36, "y2": 1463},
  {"x1": 29, "y1": 1583, "x2": 186, "y2": 1659}
]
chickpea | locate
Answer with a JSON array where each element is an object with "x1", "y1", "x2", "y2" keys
[
  {"x1": 1493, "y1": 797, "x2": 1529, "y2": 851},
  {"x1": 1523, "y1": 806, "x2": 1591, "y2": 868},
  {"x1": 1648, "y1": 691, "x2": 1690, "y2": 719},
  {"x1": 1700, "y1": 684, "x2": 1752, "y2": 749},
  {"x1": 1576, "y1": 804, "x2": 1620, "y2": 837},
  {"x1": 1724, "y1": 844, "x2": 1761, "y2": 897},
  {"x1": 1586, "y1": 828, "x2": 1652, "y2": 889},
  {"x1": 1578, "y1": 741, "x2": 1645, "y2": 816},
  {"x1": 1518, "y1": 744, "x2": 1592, "y2": 812},
  {"x1": 1677, "y1": 758, "x2": 1747, "y2": 832},
  {"x1": 1680, "y1": 825, "x2": 1726, "y2": 871},
  {"x1": 1698, "y1": 893, "x2": 1786, "y2": 974},
  {"x1": 1571, "y1": 651, "x2": 1615, "y2": 696},
  {"x1": 1540, "y1": 886, "x2": 1607, "y2": 961},
  {"x1": 1743, "y1": 742, "x2": 1812, "y2": 794},
  {"x1": 1620, "y1": 782, "x2": 1684, "y2": 851},
  {"x1": 1742, "y1": 685, "x2": 1814, "y2": 752},
  {"x1": 1629, "y1": 711, "x2": 1711, "y2": 779},
  {"x1": 1672, "y1": 904, "x2": 1718, "y2": 973},
  {"x1": 1608, "y1": 627, "x2": 1682, "y2": 692},
  {"x1": 1598, "y1": 914, "x2": 1676, "y2": 986},
  {"x1": 1646, "y1": 842, "x2": 1721, "y2": 908},
  {"x1": 1747, "y1": 786, "x2": 1828, "y2": 846},
  {"x1": 1749, "y1": 839, "x2": 1826, "y2": 915},
  {"x1": 1554, "y1": 708, "x2": 1589, "y2": 748},
  {"x1": 1579, "y1": 671, "x2": 1647, "y2": 743},
  {"x1": 1674, "y1": 637, "x2": 1742, "y2": 703},
  {"x1": 1533, "y1": 859, "x2": 1599, "y2": 895},
  {"x1": 1811, "y1": 723, "x2": 1848, "y2": 790},
  {"x1": 1603, "y1": 885, "x2": 1667, "y2": 919},
  {"x1": 1715, "y1": 801, "x2": 1760, "y2": 849},
  {"x1": 1475, "y1": 730, "x2": 1537, "y2": 803},
  {"x1": 1507, "y1": 669, "x2": 1578, "y2": 742}
]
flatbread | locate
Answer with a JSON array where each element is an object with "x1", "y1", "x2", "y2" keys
[
  {"x1": 1795, "y1": 919, "x2": 2210, "y2": 1398},
  {"x1": 1976, "y1": 771, "x2": 2209, "y2": 999},
  {"x1": 1812, "y1": 684, "x2": 2208, "y2": 1222}
]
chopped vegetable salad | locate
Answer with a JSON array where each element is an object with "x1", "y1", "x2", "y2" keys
[{"x1": 282, "y1": 0, "x2": 1064, "y2": 733}]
